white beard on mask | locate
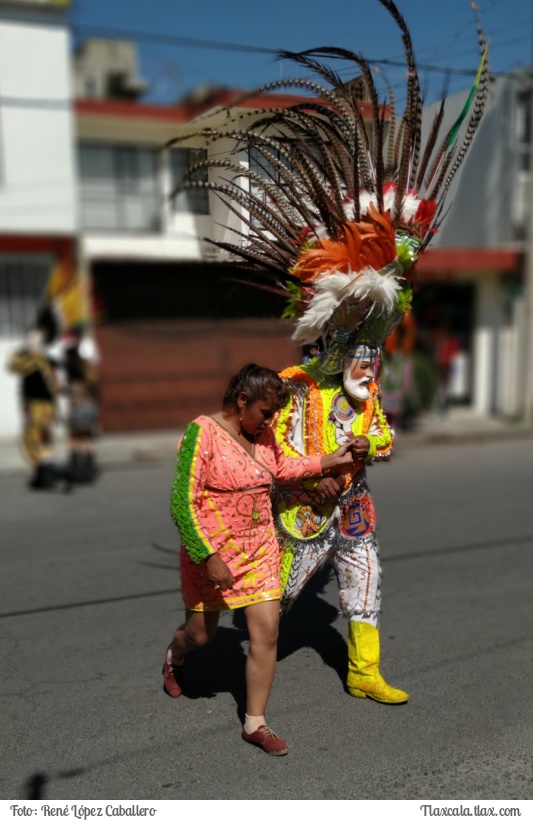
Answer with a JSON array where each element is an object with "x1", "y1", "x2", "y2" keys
[{"x1": 343, "y1": 359, "x2": 372, "y2": 401}]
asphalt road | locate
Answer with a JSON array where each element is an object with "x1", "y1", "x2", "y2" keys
[{"x1": 1, "y1": 437, "x2": 532, "y2": 801}]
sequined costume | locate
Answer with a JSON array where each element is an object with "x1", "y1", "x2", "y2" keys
[
  {"x1": 273, "y1": 361, "x2": 392, "y2": 624},
  {"x1": 171, "y1": 415, "x2": 322, "y2": 612},
  {"x1": 7, "y1": 348, "x2": 58, "y2": 466}
]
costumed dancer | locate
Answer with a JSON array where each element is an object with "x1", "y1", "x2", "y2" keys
[
  {"x1": 275, "y1": 325, "x2": 404, "y2": 703},
  {"x1": 168, "y1": 0, "x2": 489, "y2": 703},
  {"x1": 46, "y1": 246, "x2": 100, "y2": 485},
  {"x1": 6, "y1": 307, "x2": 61, "y2": 490}
]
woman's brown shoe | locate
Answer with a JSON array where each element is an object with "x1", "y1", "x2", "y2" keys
[
  {"x1": 162, "y1": 647, "x2": 183, "y2": 698},
  {"x1": 242, "y1": 725, "x2": 289, "y2": 756}
]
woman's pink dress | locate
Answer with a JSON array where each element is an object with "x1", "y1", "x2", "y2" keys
[{"x1": 171, "y1": 415, "x2": 322, "y2": 611}]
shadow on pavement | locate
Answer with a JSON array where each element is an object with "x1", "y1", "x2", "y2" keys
[
  {"x1": 24, "y1": 768, "x2": 84, "y2": 801},
  {"x1": 178, "y1": 622, "x2": 248, "y2": 718},
  {"x1": 20, "y1": 566, "x2": 346, "y2": 799},
  {"x1": 278, "y1": 562, "x2": 346, "y2": 685},
  {"x1": 179, "y1": 561, "x2": 346, "y2": 714}
]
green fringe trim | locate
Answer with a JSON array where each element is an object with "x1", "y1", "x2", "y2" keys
[{"x1": 170, "y1": 421, "x2": 213, "y2": 563}]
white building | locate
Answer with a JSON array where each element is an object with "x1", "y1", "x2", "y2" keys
[
  {"x1": 0, "y1": 15, "x2": 531, "y2": 434},
  {"x1": 417, "y1": 73, "x2": 531, "y2": 419},
  {"x1": 69, "y1": 61, "x2": 533, "y2": 429},
  {"x1": 73, "y1": 88, "x2": 325, "y2": 430},
  {"x1": 0, "y1": 0, "x2": 77, "y2": 437},
  {"x1": 74, "y1": 70, "x2": 533, "y2": 429}
]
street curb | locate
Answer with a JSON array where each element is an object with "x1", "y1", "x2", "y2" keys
[
  {"x1": 394, "y1": 424, "x2": 533, "y2": 450},
  {"x1": 1, "y1": 423, "x2": 533, "y2": 479}
]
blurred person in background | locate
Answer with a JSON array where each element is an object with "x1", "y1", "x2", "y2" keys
[
  {"x1": 163, "y1": 363, "x2": 357, "y2": 756},
  {"x1": 63, "y1": 334, "x2": 101, "y2": 485},
  {"x1": 6, "y1": 308, "x2": 61, "y2": 490},
  {"x1": 381, "y1": 314, "x2": 419, "y2": 431},
  {"x1": 302, "y1": 342, "x2": 320, "y2": 364},
  {"x1": 433, "y1": 325, "x2": 462, "y2": 420}
]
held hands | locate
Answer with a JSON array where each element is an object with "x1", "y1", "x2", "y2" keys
[
  {"x1": 205, "y1": 553, "x2": 234, "y2": 591},
  {"x1": 320, "y1": 434, "x2": 370, "y2": 471},
  {"x1": 350, "y1": 436, "x2": 371, "y2": 460}
]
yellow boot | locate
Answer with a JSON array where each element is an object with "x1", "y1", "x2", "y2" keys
[{"x1": 346, "y1": 622, "x2": 409, "y2": 704}]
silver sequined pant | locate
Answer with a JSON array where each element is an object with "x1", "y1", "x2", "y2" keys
[{"x1": 331, "y1": 532, "x2": 381, "y2": 627}]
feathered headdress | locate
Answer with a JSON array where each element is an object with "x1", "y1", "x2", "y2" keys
[{"x1": 168, "y1": 0, "x2": 489, "y2": 370}]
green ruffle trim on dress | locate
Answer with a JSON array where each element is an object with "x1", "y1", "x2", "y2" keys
[{"x1": 170, "y1": 421, "x2": 213, "y2": 563}]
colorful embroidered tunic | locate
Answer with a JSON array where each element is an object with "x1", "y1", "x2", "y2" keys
[
  {"x1": 171, "y1": 415, "x2": 322, "y2": 611},
  {"x1": 272, "y1": 361, "x2": 393, "y2": 622}
]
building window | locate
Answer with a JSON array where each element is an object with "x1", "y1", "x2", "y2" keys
[
  {"x1": 0, "y1": 256, "x2": 52, "y2": 339},
  {"x1": 248, "y1": 142, "x2": 328, "y2": 214},
  {"x1": 78, "y1": 143, "x2": 160, "y2": 232},
  {"x1": 84, "y1": 75, "x2": 97, "y2": 98},
  {"x1": 248, "y1": 144, "x2": 296, "y2": 225},
  {"x1": 248, "y1": 144, "x2": 292, "y2": 195},
  {"x1": 171, "y1": 148, "x2": 210, "y2": 215}
]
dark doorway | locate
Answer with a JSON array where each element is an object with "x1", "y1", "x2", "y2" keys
[
  {"x1": 412, "y1": 282, "x2": 475, "y2": 404},
  {"x1": 91, "y1": 260, "x2": 286, "y2": 322}
]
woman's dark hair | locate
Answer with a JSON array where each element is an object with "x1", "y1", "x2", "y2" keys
[{"x1": 222, "y1": 363, "x2": 289, "y2": 412}]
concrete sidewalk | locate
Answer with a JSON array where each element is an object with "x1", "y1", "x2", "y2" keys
[
  {"x1": 0, "y1": 427, "x2": 182, "y2": 477},
  {"x1": 1, "y1": 410, "x2": 533, "y2": 477}
]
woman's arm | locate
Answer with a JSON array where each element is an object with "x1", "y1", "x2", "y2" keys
[
  {"x1": 266, "y1": 427, "x2": 356, "y2": 482},
  {"x1": 171, "y1": 421, "x2": 234, "y2": 590},
  {"x1": 170, "y1": 421, "x2": 217, "y2": 563}
]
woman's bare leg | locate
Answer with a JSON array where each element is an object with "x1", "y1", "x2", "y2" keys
[
  {"x1": 243, "y1": 600, "x2": 280, "y2": 716},
  {"x1": 169, "y1": 609, "x2": 220, "y2": 664}
]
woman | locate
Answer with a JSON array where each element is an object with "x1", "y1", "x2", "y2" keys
[{"x1": 163, "y1": 364, "x2": 356, "y2": 756}]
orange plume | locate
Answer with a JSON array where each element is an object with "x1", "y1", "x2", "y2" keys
[{"x1": 292, "y1": 204, "x2": 397, "y2": 283}]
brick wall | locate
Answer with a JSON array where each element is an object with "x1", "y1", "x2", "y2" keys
[{"x1": 96, "y1": 318, "x2": 301, "y2": 431}]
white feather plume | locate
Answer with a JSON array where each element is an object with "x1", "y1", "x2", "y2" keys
[
  {"x1": 293, "y1": 267, "x2": 402, "y2": 344},
  {"x1": 342, "y1": 187, "x2": 423, "y2": 224},
  {"x1": 401, "y1": 192, "x2": 421, "y2": 221}
]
